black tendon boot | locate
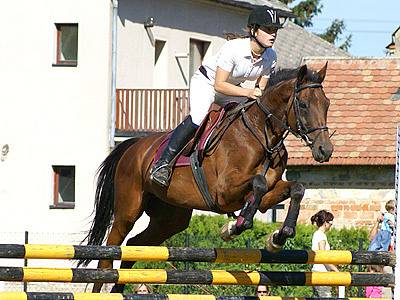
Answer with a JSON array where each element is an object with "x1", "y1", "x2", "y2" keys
[{"x1": 150, "y1": 116, "x2": 198, "y2": 187}]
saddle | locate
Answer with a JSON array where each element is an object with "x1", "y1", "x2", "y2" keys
[{"x1": 153, "y1": 102, "x2": 240, "y2": 167}]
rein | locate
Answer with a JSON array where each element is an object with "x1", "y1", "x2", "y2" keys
[{"x1": 242, "y1": 81, "x2": 329, "y2": 158}]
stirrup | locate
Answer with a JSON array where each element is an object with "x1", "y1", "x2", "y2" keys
[{"x1": 150, "y1": 163, "x2": 172, "y2": 187}]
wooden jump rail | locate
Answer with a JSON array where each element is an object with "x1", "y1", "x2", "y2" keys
[
  {"x1": 0, "y1": 244, "x2": 395, "y2": 266},
  {"x1": 0, "y1": 267, "x2": 394, "y2": 286},
  {"x1": 0, "y1": 293, "x2": 390, "y2": 300}
]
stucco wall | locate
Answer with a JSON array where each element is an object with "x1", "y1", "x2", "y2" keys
[
  {"x1": 116, "y1": 0, "x2": 249, "y2": 88},
  {"x1": 0, "y1": 0, "x2": 113, "y2": 239}
]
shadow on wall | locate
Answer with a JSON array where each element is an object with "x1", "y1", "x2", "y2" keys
[
  {"x1": 286, "y1": 165, "x2": 395, "y2": 189},
  {"x1": 117, "y1": 0, "x2": 248, "y2": 37}
]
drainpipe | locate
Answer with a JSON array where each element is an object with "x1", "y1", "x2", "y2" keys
[{"x1": 109, "y1": 0, "x2": 118, "y2": 149}]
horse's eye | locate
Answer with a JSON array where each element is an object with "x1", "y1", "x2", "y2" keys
[{"x1": 298, "y1": 101, "x2": 308, "y2": 110}]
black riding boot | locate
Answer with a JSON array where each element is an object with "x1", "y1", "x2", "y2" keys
[{"x1": 151, "y1": 116, "x2": 198, "y2": 187}]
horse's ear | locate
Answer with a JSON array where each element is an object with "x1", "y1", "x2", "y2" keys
[
  {"x1": 317, "y1": 61, "x2": 328, "y2": 83},
  {"x1": 297, "y1": 64, "x2": 308, "y2": 83}
]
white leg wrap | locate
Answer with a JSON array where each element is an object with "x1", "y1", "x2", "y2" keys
[{"x1": 265, "y1": 230, "x2": 282, "y2": 253}]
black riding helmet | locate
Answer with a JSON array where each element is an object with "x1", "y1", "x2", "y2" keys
[
  {"x1": 248, "y1": 5, "x2": 283, "y2": 29},
  {"x1": 247, "y1": 6, "x2": 282, "y2": 49}
]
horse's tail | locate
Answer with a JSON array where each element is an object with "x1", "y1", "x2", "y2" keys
[{"x1": 79, "y1": 138, "x2": 138, "y2": 266}]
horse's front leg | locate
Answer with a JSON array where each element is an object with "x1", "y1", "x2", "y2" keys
[
  {"x1": 263, "y1": 180, "x2": 305, "y2": 252},
  {"x1": 221, "y1": 174, "x2": 268, "y2": 241}
]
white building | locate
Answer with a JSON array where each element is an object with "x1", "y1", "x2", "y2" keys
[
  {"x1": 0, "y1": 0, "x2": 114, "y2": 239},
  {"x1": 0, "y1": 0, "x2": 114, "y2": 292}
]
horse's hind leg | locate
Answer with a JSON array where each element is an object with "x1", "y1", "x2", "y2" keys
[
  {"x1": 110, "y1": 194, "x2": 193, "y2": 293},
  {"x1": 264, "y1": 180, "x2": 305, "y2": 252},
  {"x1": 92, "y1": 180, "x2": 145, "y2": 293}
]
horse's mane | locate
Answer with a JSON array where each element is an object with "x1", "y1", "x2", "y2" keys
[{"x1": 267, "y1": 67, "x2": 320, "y2": 88}]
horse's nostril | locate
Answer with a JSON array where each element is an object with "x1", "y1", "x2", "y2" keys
[{"x1": 319, "y1": 145, "x2": 326, "y2": 156}]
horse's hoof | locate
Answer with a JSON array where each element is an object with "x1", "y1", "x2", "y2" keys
[
  {"x1": 281, "y1": 226, "x2": 296, "y2": 239},
  {"x1": 220, "y1": 220, "x2": 237, "y2": 242},
  {"x1": 265, "y1": 230, "x2": 282, "y2": 253}
]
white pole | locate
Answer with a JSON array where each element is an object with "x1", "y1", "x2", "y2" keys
[
  {"x1": 393, "y1": 125, "x2": 400, "y2": 300},
  {"x1": 109, "y1": 0, "x2": 118, "y2": 149}
]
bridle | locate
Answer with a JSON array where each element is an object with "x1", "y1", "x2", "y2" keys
[
  {"x1": 290, "y1": 82, "x2": 329, "y2": 146},
  {"x1": 242, "y1": 80, "x2": 330, "y2": 157}
]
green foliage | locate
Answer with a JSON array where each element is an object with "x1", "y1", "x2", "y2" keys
[{"x1": 125, "y1": 215, "x2": 369, "y2": 297}]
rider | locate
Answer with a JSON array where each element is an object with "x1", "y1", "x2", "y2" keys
[{"x1": 151, "y1": 5, "x2": 282, "y2": 187}]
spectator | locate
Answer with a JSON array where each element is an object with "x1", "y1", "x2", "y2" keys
[
  {"x1": 311, "y1": 210, "x2": 339, "y2": 297},
  {"x1": 365, "y1": 265, "x2": 384, "y2": 298},
  {"x1": 368, "y1": 200, "x2": 395, "y2": 299},
  {"x1": 133, "y1": 283, "x2": 152, "y2": 294},
  {"x1": 255, "y1": 284, "x2": 270, "y2": 297},
  {"x1": 368, "y1": 200, "x2": 395, "y2": 251}
]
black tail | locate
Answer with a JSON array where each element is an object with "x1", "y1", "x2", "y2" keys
[{"x1": 79, "y1": 138, "x2": 138, "y2": 266}]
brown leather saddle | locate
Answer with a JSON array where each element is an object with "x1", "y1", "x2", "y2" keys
[{"x1": 153, "y1": 102, "x2": 239, "y2": 167}]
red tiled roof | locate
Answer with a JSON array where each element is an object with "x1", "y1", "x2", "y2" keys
[{"x1": 286, "y1": 58, "x2": 400, "y2": 166}]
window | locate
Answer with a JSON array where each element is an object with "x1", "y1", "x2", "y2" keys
[
  {"x1": 189, "y1": 39, "x2": 210, "y2": 81},
  {"x1": 51, "y1": 166, "x2": 75, "y2": 209},
  {"x1": 54, "y1": 23, "x2": 78, "y2": 66}
]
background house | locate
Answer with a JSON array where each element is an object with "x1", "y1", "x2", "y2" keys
[
  {"x1": 113, "y1": 0, "x2": 351, "y2": 224},
  {"x1": 115, "y1": 0, "x2": 349, "y2": 138}
]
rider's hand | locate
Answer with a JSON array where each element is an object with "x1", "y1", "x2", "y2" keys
[
  {"x1": 246, "y1": 88, "x2": 262, "y2": 99},
  {"x1": 254, "y1": 88, "x2": 263, "y2": 97}
]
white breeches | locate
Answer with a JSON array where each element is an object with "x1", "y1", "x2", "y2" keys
[{"x1": 189, "y1": 73, "x2": 247, "y2": 125}]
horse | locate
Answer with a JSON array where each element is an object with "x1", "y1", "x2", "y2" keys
[{"x1": 81, "y1": 63, "x2": 333, "y2": 293}]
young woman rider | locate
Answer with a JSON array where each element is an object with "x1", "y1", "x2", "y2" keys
[{"x1": 151, "y1": 5, "x2": 282, "y2": 187}]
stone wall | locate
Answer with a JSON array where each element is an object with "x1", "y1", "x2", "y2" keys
[{"x1": 280, "y1": 165, "x2": 395, "y2": 229}]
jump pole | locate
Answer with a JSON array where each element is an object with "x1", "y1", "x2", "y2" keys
[
  {"x1": 0, "y1": 245, "x2": 394, "y2": 266},
  {"x1": 0, "y1": 267, "x2": 394, "y2": 286},
  {"x1": 0, "y1": 293, "x2": 391, "y2": 300}
]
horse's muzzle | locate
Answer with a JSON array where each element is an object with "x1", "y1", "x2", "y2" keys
[{"x1": 312, "y1": 141, "x2": 333, "y2": 163}]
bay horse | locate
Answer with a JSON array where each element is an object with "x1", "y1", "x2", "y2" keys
[{"x1": 82, "y1": 63, "x2": 333, "y2": 293}]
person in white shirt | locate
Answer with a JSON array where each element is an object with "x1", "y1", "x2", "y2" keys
[
  {"x1": 151, "y1": 5, "x2": 281, "y2": 187},
  {"x1": 311, "y1": 209, "x2": 339, "y2": 297}
]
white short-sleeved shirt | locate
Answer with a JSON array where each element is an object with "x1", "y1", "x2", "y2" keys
[
  {"x1": 312, "y1": 230, "x2": 330, "y2": 272},
  {"x1": 199, "y1": 37, "x2": 277, "y2": 86}
]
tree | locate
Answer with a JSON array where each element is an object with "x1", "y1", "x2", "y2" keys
[
  {"x1": 280, "y1": 0, "x2": 323, "y2": 27},
  {"x1": 279, "y1": 0, "x2": 352, "y2": 51},
  {"x1": 318, "y1": 19, "x2": 352, "y2": 51}
]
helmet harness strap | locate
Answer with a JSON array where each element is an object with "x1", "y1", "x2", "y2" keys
[{"x1": 250, "y1": 25, "x2": 267, "y2": 50}]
